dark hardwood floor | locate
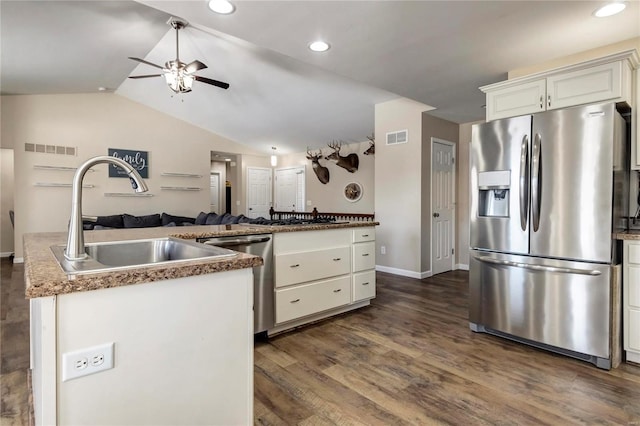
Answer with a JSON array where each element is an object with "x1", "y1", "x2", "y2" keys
[{"x1": 2, "y1": 257, "x2": 639, "y2": 425}]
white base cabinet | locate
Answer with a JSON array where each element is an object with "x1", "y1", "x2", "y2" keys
[
  {"x1": 623, "y1": 241, "x2": 640, "y2": 364},
  {"x1": 273, "y1": 227, "x2": 377, "y2": 330}
]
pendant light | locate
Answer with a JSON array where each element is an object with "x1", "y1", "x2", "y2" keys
[{"x1": 270, "y1": 147, "x2": 278, "y2": 167}]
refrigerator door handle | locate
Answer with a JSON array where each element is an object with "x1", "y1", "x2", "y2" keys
[
  {"x1": 473, "y1": 255, "x2": 602, "y2": 276},
  {"x1": 519, "y1": 135, "x2": 529, "y2": 231},
  {"x1": 531, "y1": 133, "x2": 542, "y2": 232}
]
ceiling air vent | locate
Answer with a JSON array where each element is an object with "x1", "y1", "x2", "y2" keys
[{"x1": 386, "y1": 129, "x2": 408, "y2": 145}]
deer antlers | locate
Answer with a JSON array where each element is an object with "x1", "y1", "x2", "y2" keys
[
  {"x1": 306, "y1": 147, "x2": 323, "y2": 160},
  {"x1": 327, "y1": 140, "x2": 343, "y2": 152}
]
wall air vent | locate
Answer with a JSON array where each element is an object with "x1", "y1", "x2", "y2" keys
[
  {"x1": 386, "y1": 130, "x2": 408, "y2": 145},
  {"x1": 25, "y1": 143, "x2": 76, "y2": 156}
]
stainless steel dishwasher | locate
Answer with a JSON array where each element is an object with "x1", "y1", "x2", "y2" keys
[{"x1": 198, "y1": 234, "x2": 273, "y2": 336}]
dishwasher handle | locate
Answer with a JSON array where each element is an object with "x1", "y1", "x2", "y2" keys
[{"x1": 202, "y1": 236, "x2": 271, "y2": 247}]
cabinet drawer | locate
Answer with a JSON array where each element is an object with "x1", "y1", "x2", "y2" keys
[
  {"x1": 353, "y1": 270, "x2": 376, "y2": 301},
  {"x1": 275, "y1": 276, "x2": 351, "y2": 324},
  {"x1": 274, "y1": 229, "x2": 350, "y2": 254},
  {"x1": 628, "y1": 244, "x2": 640, "y2": 264},
  {"x1": 353, "y1": 227, "x2": 375, "y2": 243},
  {"x1": 275, "y1": 246, "x2": 350, "y2": 288},
  {"x1": 353, "y1": 242, "x2": 376, "y2": 272},
  {"x1": 628, "y1": 309, "x2": 640, "y2": 352}
]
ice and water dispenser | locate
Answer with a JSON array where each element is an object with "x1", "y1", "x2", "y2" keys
[{"x1": 477, "y1": 170, "x2": 510, "y2": 217}]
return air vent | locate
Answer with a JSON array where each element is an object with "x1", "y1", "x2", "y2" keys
[
  {"x1": 25, "y1": 143, "x2": 76, "y2": 156},
  {"x1": 386, "y1": 130, "x2": 408, "y2": 145}
]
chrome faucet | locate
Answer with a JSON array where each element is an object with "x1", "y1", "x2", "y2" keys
[{"x1": 64, "y1": 155, "x2": 149, "y2": 261}]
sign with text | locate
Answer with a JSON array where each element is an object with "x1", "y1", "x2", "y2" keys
[{"x1": 108, "y1": 148, "x2": 149, "y2": 178}]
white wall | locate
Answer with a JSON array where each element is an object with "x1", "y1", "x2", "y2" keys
[
  {"x1": 278, "y1": 140, "x2": 375, "y2": 214},
  {"x1": 1, "y1": 93, "x2": 264, "y2": 258},
  {"x1": 375, "y1": 98, "x2": 434, "y2": 276},
  {"x1": 0, "y1": 148, "x2": 14, "y2": 256}
]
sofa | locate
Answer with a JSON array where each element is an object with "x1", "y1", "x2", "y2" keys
[{"x1": 83, "y1": 211, "x2": 271, "y2": 230}]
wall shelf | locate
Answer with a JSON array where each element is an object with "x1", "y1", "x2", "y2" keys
[
  {"x1": 103, "y1": 192, "x2": 154, "y2": 197},
  {"x1": 160, "y1": 186, "x2": 202, "y2": 191},
  {"x1": 161, "y1": 172, "x2": 202, "y2": 178},
  {"x1": 34, "y1": 165, "x2": 94, "y2": 172},
  {"x1": 34, "y1": 182, "x2": 94, "y2": 188}
]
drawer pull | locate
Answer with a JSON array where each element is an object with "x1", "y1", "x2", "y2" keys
[
  {"x1": 333, "y1": 289, "x2": 342, "y2": 293},
  {"x1": 362, "y1": 234, "x2": 369, "y2": 237},
  {"x1": 290, "y1": 264, "x2": 300, "y2": 268},
  {"x1": 333, "y1": 258, "x2": 342, "y2": 261},
  {"x1": 362, "y1": 253, "x2": 370, "y2": 257},
  {"x1": 362, "y1": 282, "x2": 370, "y2": 286},
  {"x1": 290, "y1": 299, "x2": 300, "y2": 303}
]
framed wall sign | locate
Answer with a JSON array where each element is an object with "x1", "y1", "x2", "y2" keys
[{"x1": 108, "y1": 148, "x2": 149, "y2": 178}]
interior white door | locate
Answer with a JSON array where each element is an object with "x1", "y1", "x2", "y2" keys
[
  {"x1": 210, "y1": 173, "x2": 220, "y2": 213},
  {"x1": 432, "y1": 139, "x2": 455, "y2": 276},
  {"x1": 275, "y1": 167, "x2": 305, "y2": 211},
  {"x1": 246, "y1": 167, "x2": 272, "y2": 219}
]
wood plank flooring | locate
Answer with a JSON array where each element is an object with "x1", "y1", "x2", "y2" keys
[{"x1": 2, "y1": 258, "x2": 639, "y2": 425}]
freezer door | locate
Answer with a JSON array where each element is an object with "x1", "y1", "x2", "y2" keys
[
  {"x1": 470, "y1": 115, "x2": 531, "y2": 254},
  {"x1": 469, "y1": 250, "x2": 611, "y2": 359},
  {"x1": 530, "y1": 103, "x2": 616, "y2": 263}
]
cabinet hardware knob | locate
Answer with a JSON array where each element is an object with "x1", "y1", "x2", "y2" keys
[
  {"x1": 333, "y1": 258, "x2": 341, "y2": 261},
  {"x1": 290, "y1": 264, "x2": 300, "y2": 268},
  {"x1": 333, "y1": 289, "x2": 342, "y2": 293},
  {"x1": 290, "y1": 299, "x2": 300, "y2": 303}
]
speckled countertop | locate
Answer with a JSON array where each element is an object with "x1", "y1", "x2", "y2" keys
[
  {"x1": 24, "y1": 222, "x2": 378, "y2": 299},
  {"x1": 615, "y1": 230, "x2": 640, "y2": 240}
]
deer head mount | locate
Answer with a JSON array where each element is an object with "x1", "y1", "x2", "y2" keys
[
  {"x1": 325, "y1": 140, "x2": 359, "y2": 173},
  {"x1": 306, "y1": 147, "x2": 330, "y2": 184},
  {"x1": 364, "y1": 134, "x2": 375, "y2": 155}
]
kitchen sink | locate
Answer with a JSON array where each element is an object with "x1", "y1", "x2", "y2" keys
[{"x1": 51, "y1": 237, "x2": 238, "y2": 276}]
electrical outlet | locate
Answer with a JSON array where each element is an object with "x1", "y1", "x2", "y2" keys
[
  {"x1": 62, "y1": 342, "x2": 114, "y2": 382},
  {"x1": 381, "y1": 246, "x2": 386, "y2": 255}
]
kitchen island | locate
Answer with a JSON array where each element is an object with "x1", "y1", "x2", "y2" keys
[{"x1": 25, "y1": 221, "x2": 378, "y2": 425}]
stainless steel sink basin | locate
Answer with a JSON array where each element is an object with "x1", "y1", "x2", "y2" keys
[{"x1": 51, "y1": 237, "x2": 238, "y2": 276}]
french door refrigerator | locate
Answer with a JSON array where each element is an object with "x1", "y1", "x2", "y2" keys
[{"x1": 469, "y1": 102, "x2": 628, "y2": 369}]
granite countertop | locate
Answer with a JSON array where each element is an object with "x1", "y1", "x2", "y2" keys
[
  {"x1": 24, "y1": 221, "x2": 379, "y2": 299},
  {"x1": 615, "y1": 230, "x2": 640, "y2": 240}
]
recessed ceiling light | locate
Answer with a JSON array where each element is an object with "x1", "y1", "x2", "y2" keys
[
  {"x1": 98, "y1": 87, "x2": 108, "y2": 92},
  {"x1": 309, "y1": 41, "x2": 330, "y2": 52},
  {"x1": 208, "y1": 0, "x2": 235, "y2": 14},
  {"x1": 594, "y1": 2, "x2": 626, "y2": 17}
]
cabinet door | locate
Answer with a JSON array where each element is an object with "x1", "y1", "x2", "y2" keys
[
  {"x1": 353, "y1": 270, "x2": 376, "y2": 301},
  {"x1": 275, "y1": 276, "x2": 351, "y2": 324},
  {"x1": 547, "y1": 61, "x2": 623, "y2": 111},
  {"x1": 486, "y1": 79, "x2": 546, "y2": 121}
]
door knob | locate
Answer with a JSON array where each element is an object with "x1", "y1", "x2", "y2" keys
[{"x1": 433, "y1": 213, "x2": 440, "y2": 218}]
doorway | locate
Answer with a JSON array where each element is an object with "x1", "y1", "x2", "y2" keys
[
  {"x1": 210, "y1": 173, "x2": 221, "y2": 214},
  {"x1": 431, "y1": 138, "x2": 456, "y2": 276},
  {"x1": 246, "y1": 167, "x2": 272, "y2": 219},
  {"x1": 274, "y1": 167, "x2": 305, "y2": 211}
]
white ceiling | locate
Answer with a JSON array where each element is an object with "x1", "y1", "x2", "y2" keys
[{"x1": 2, "y1": 1, "x2": 639, "y2": 156}]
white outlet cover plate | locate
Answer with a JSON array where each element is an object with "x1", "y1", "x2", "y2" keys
[{"x1": 62, "y1": 342, "x2": 114, "y2": 382}]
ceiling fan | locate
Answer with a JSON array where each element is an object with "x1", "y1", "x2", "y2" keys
[{"x1": 128, "y1": 18, "x2": 229, "y2": 94}]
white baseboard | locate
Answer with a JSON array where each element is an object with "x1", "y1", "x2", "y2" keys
[
  {"x1": 375, "y1": 265, "x2": 431, "y2": 279},
  {"x1": 13, "y1": 257, "x2": 24, "y2": 264},
  {"x1": 626, "y1": 350, "x2": 640, "y2": 364},
  {"x1": 0, "y1": 251, "x2": 13, "y2": 258},
  {"x1": 456, "y1": 263, "x2": 469, "y2": 271}
]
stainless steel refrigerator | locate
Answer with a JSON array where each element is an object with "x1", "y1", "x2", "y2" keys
[{"x1": 469, "y1": 102, "x2": 628, "y2": 369}]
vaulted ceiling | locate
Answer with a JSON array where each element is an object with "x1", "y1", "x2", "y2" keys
[{"x1": 2, "y1": 1, "x2": 639, "y2": 155}]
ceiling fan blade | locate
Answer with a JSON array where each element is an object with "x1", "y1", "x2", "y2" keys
[
  {"x1": 128, "y1": 57, "x2": 164, "y2": 70},
  {"x1": 128, "y1": 74, "x2": 163, "y2": 79},
  {"x1": 185, "y1": 60, "x2": 207, "y2": 73},
  {"x1": 194, "y1": 75, "x2": 230, "y2": 90}
]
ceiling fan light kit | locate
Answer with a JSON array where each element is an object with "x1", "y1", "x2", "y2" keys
[{"x1": 128, "y1": 17, "x2": 229, "y2": 94}]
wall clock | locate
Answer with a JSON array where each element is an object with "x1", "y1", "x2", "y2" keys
[{"x1": 344, "y1": 182, "x2": 363, "y2": 202}]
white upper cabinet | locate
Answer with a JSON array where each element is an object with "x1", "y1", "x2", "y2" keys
[{"x1": 481, "y1": 51, "x2": 637, "y2": 122}]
